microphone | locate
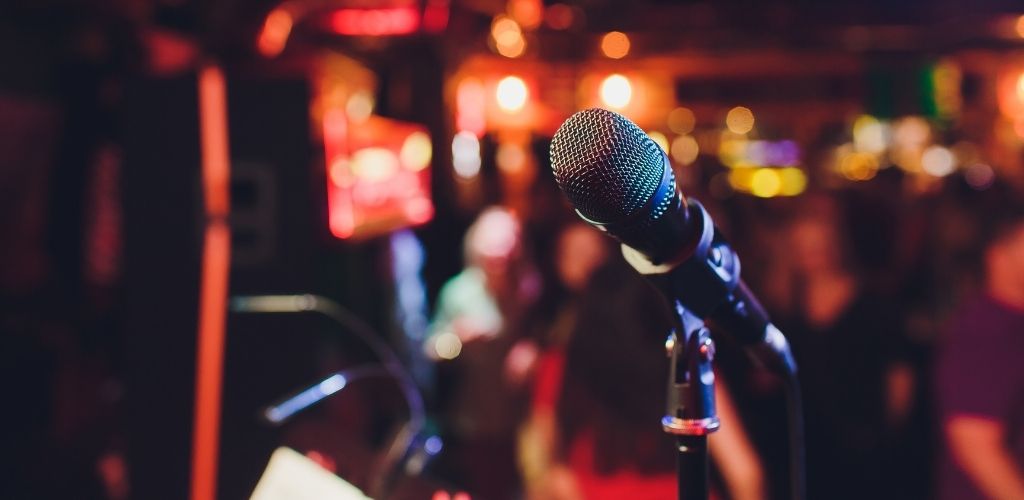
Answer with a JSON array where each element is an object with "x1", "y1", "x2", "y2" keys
[
  {"x1": 549, "y1": 108, "x2": 795, "y2": 373},
  {"x1": 550, "y1": 107, "x2": 692, "y2": 264}
]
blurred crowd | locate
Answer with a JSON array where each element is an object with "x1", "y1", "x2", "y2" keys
[
  {"x1": 2, "y1": 2, "x2": 1024, "y2": 498},
  {"x1": 421, "y1": 174, "x2": 1024, "y2": 500}
]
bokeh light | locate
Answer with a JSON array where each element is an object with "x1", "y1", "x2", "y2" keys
[
  {"x1": 433, "y1": 331, "x2": 462, "y2": 360},
  {"x1": 350, "y1": 148, "x2": 399, "y2": 181},
  {"x1": 839, "y1": 150, "x2": 880, "y2": 181},
  {"x1": 647, "y1": 131, "x2": 669, "y2": 153},
  {"x1": 496, "y1": 76, "x2": 528, "y2": 112},
  {"x1": 964, "y1": 163, "x2": 995, "y2": 190},
  {"x1": 509, "y1": 0, "x2": 543, "y2": 30},
  {"x1": 893, "y1": 116, "x2": 930, "y2": 148},
  {"x1": 400, "y1": 132, "x2": 432, "y2": 171},
  {"x1": 726, "y1": 106, "x2": 755, "y2": 134},
  {"x1": 600, "y1": 74, "x2": 632, "y2": 108},
  {"x1": 749, "y1": 168, "x2": 782, "y2": 198},
  {"x1": 346, "y1": 91, "x2": 374, "y2": 122},
  {"x1": 667, "y1": 107, "x2": 696, "y2": 135},
  {"x1": 492, "y1": 16, "x2": 521, "y2": 46},
  {"x1": 452, "y1": 131, "x2": 481, "y2": 178},
  {"x1": 778, "y1": 167, "x2": 808, "y2": 196},
  {"x1": 921, "y1": 145, "x2": 956, "y2": 177},
  {"x1": 496, "y1": 36, "x2": 526, "y2": 58},
  {"x1": 671, "y1": 135, "x2": 700, "y2": 165},
  {"x1": 853, "y1": 115, "x2": 888, "y2": 154},
  {"x1": 492, "y1": 15, "x2": 526, "y2": 58},
  {"x1": 601, "y1": 31, "x2": 631, "y2": 59},
  {"x1": 718, "y1": 137, "x2": 748, "y2": 168},
  {"x1": 257, "y1": 8, "x2": 294, "y2": 57}
]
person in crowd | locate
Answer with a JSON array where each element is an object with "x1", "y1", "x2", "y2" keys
[
  {"x1": 935, "y1": 202, "x2": 1024, "y2": 500},
  {"x1": 775, "y1": 194, "x2": 917, "y2": 499},
  {"x1": 523, "y1": 251, "x2": 764, "y2": 500},
  {"x1": 425, "y1": 207, "x2": 540, "y2": 499},
  {"x1": 518, "y1": 222, "x2": 612, "y2": 494}
]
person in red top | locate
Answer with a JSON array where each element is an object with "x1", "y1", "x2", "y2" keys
[{"x1": 520, "y1": 223, "x2": 764, "y2": 500}]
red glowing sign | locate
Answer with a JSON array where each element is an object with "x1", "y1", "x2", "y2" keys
[
  {"x1": 324, "y1": 115, "x2": 434, "y2": 239},
  {"x1": 329, "y1": 7, "x2": 421, "y2": 36}
]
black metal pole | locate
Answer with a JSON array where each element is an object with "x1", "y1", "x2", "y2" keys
[
  {"x1": 677, "y1": 435, "x2": 709, "y2": 500},
  {"x1": 662, "y1": 308, "x2": 718, "y2": 500}
]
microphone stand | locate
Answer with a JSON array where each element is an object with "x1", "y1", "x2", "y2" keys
[
  {"x1": 622, "y1": 200, "x2": 806, "y2": 500},
  {"x1": 662, "y1": 305, "x2": 719, "y2": 500}
]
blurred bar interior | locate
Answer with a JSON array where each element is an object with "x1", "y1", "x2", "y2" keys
[{"x1": 3, "y1": 0, "x2": 1024, "y2": 499}]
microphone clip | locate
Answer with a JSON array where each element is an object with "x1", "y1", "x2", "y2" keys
[{"x1": 661, "y1": 305, "x2": 720, "y2": 436}]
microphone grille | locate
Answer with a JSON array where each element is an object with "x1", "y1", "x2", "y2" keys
[{"x1": 549, "y1": 108, "x2": 666, "y2": 223}]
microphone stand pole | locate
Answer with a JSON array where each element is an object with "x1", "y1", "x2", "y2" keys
[{"x1": 662, "y1": 305, "x2": 719, "y2": 500}]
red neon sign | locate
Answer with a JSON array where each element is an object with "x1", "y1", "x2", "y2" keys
[{"x1": 324, "y1": 115, "x2": 434, "y2": 239}]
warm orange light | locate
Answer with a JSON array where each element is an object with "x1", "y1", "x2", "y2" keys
[
  {"x1": 1016, "y1": 14, "x2": 1024, "y2": 38},
  {"x1": 492, "y1": 15, "x2": 526, "y2": 58},
  {"x1": 509, "y1": 0, "x2": 543, "y2": 30},
  {"x1": 671, "y1": 135, "x2": 699, "y2": 165},
  {"x1": 598, "y1": 31, "x2": 630, "y2": 59},
  {"x1": 330, "y1": 8, "x2": 420, "y2": 36},
  {"x1": 853, "y1": 115, "x2": 887, "y2": 153},
  {"x1": 346, "y1": 91, "x2": 374, "y2": 122},
  {"x1": 192, "y1": 64, "x2": 232, "y2": 500},
  {"x1": 496, "y1": 36, "x2": 526, "y2": 58},
  {"x1": 492, "y1": 16, "x2": 522, "y2": 45},
  {"x1": 892, "y1": 116, "x2": 930, "y2": 148},
  {"x1": 668, "y1": 107, "x2": 696, "y2": 135},
  {"x1": 921, "y1": 145, "x2": 955, "y2": 177},
  {"x1": 726, "y1": 106, "x2": 755, "y2": 134},
  {"x1": 996, "y1": 70, "x2": 1024, "y2": 119},
  {"x1": 350, "y1": 148, "x2": 400, "y2": 181},
  {"x1": 839, "y1": 151, "x2": 880, "y2": 181},
  {"x1": 601, "y1": 31, "x2": 630, "y2": 59},
  {"x1": 600, "y1": 74, "x2": 632, "y2": 109},
  {"x1": 496, "y1": 76, "x2": 528, "y2": 112},
  {"x1": 400, "y1": 132, "x2": 432, "y2": 171},
  {"x1": 257, "y1": 9, "x2": 293, "y2": 57}
]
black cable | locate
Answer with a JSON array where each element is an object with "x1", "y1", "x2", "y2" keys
[{"x1": 230, "y1": 294, "x2": 426, "y2": 498}]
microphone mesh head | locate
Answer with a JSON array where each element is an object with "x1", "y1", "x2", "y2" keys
[{"x1": 549, "y1": 108, "x2": 666, "y2": 223}]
